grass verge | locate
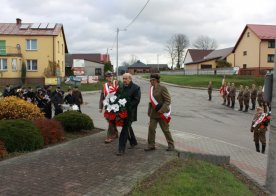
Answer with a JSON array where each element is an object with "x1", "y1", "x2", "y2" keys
[
  {"x1": 130, "y1": 158, "x2": 267, "y2": 196},
  {"x1": 144, "y1": 74, "x2": 264, "y2": 89}
]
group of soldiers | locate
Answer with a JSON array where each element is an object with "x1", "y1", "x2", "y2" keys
[
  {"x1": 1, "y1": 84, "x2": 83, "y2": 118},
  {"x1": 220, "y1": 82, "x2": 270, "y2": 113}
]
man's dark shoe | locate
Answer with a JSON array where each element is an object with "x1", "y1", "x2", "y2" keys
[
  {"x1": 128, "y1": 144, "x2": 137, "y2": 149},
  {"x1": 144, "y1": 147, "x2": 156, "y2": 152},
  {"x1": 166, "y1": 146, "x2": 175, "y2": 151},
  {"x1": 116, "y1": 150, "x2": 124, "y2": 156}
]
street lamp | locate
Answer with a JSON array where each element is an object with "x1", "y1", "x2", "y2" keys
[{"x1": 116, "y1": 27, "x2": 127, "y2": 79}]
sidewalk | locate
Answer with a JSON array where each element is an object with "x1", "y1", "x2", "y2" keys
[{"x1": 0, "y1": 132, "x2": 177, "y2": 196}]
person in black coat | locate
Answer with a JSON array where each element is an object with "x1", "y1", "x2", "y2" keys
[{"x1": 117, "y1": 73, "x2": 141, "y2": 156}]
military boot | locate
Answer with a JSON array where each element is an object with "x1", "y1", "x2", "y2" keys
[
  {"x1": 261, "y1": 144, "x2": 266, "y2": 154},
  {"x1": 243, "y1": 106, "x2": 248, "y2": 112},
  {"x1": 255, "y1": 143, "x2": 260, "y2": 152}
]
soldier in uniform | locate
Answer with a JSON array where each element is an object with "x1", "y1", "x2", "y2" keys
[
  {"x1": 229, "y1": 83, "x2": 236, "y2": 108},
  {"x1": 250, "y1": 84, "x2": 257, "y2": 110},
  {"x1": 207, "y1": 81, "x2": 212, "y2": 101},
  {"x1": 99, "y1": 71, "x2": 119, "y2": 144},
  {"x1": 237, "y1": 85, "x2": 244, "y2": 111},
  {"x1": 145, "y1": 73, "x2": 174, "y2": 152},
  {"x1": 243, "y1": 86, "x2": 250, "y2": 112},
  {"x1": 226, "y1": 82, "x2": 231, "y2": 107},
  {"x1": 250, "y1": 107, "x2": 270, "y2": 153}
]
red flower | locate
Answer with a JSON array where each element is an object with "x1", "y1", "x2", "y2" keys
[
  {"x1": 104, "y1": 111, "x2": 109, "y2": 119},
  {"x1": 119, "y1": 110, "x2": 128, "y2": 119},
  {"x1": 109, "y1": 112, "x2": 116, "y2": 120},
  {"x1": 115, "y1": 119, "x2": 124, "y2": 126}
]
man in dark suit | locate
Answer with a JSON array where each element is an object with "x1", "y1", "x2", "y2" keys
[{"x1": 117, "y1": 73, "x2": 141, "y2": 156}]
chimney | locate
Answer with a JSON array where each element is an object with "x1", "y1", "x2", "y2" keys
[{"x1": 16, "y1": 18, "x2": 22, "y2": 25}]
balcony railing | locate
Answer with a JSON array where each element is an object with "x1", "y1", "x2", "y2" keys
[{"x1": 0, "y1": 46, "x2": 22, "y2": 57}]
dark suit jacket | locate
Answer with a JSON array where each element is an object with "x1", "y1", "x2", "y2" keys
[{"x1": 123, "y1": 81, "x2": 141, "y2": 122}]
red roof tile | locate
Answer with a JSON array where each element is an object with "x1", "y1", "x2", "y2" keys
[
  {"x1": 248, "y1": 24, "x2": 276, "y2": 40},
  {"x1": 0, "y1": 23, "x2": 63, "y2": 36}
]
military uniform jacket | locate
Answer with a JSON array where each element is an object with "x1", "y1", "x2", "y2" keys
[
  {"x1": 237, "y1": 90, "x2": 244, "y2": 101},
  {"x1": 208, "y1": 84, "x2": 212, "y2": 93},
  {"x1": 229, "y1": 86, "x2": 236, "y2": 97},
  {"x1": 257, "y1": 91, "x2": 264, "y2": 102},
  {"x1": 148, "y1": 84, "x2": 171, "y2": 119},
  {"x1": 251, "y1": 89, "x2": 257, "y2": 99},
  {"x1": 243, "y1": 90, "x2": 250, "y2": 101}
]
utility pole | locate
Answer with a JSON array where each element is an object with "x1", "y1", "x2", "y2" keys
[
  {"x1": 116, "y1": 28, "x2": 119, "y2": 79},
  {"x1": 157, "y1": 54, "x2": 159, "y2": 72},
  {"x1": 116, "y1": 28, "x2": 126, "y2": 79},
  {"x1": 266, "y1": 39, "x2": 276, "y2": 194}
]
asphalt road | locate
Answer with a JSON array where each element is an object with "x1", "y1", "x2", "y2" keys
[{"x1": 82, "y1": 76, "x2": 260, "y2": 150}]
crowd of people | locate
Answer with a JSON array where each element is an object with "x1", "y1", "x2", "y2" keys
[
  {"x1": 1, "y1": 84, "x2": 83, "y2": 118},
  {"x1": 208, "y1": 76, "x2": 271, "y2": 154},
  {"x1": 207, "y1": 77, "x2": 271, "y2": 113}
]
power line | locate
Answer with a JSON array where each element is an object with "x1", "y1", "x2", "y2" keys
[{"x1": 124, "y1": 0, "x2": 151, "y2": 29}]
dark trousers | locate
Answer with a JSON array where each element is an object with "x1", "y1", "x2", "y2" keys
[{"x1": 118, "y1": 125, "x2": 137, "y2": 152}]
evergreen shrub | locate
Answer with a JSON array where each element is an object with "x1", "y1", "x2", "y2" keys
[
  {"x1": 0, "y1": 96, "x2": 44, "y2": 120},
  {"x1": 0, "y1": 120, "x2": 44, "y2": 153},
  {"x1": 54, "y1": 111, "x2": 94, "y2": 132}
]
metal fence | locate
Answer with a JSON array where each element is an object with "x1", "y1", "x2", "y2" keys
[{"x1": 161, "y1": 68, "x2": 236, "y2": 75}]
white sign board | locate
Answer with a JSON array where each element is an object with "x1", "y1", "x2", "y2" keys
[{"x1": 73, "y1": 59, "x2": 85, "y2": 68}]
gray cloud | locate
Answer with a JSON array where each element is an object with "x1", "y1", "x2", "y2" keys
[{"x1": 1, "y1": 0, "x2": 276, "y2": 66}]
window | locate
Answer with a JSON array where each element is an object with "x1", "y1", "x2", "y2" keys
[
  {"x1": 243, "y1": 64, "x2": 247, "y2": 69},
  {"x1": 95, "y1": 68, "x2": 102, "y2": 76},
  {"x1": 58, "y1": 41, "x2": 60, "y2": 53},
  {"x1": 0, "y1": 40, "x2": 6, "y2": 55},
  {"x1": 201, "y1": 64, "x2": 212, "y2": 69},
  {"x1": 12, "y1": 58, "x2": 17, "y2": 71},
  {"x1": 26, "y1": 39, "x2": 37, "y2": 50},
  {"x1": 268, "y1": 40, "x2": 275, "y2": 48},
  {"x1": 62, "y1": 44, "x2": 64, "y2": 54},
  {"x1": 243, "y1": 51, "x2": 247, "y2": 56},
  {"x1": 247, "y1": 32, "x2": 250, "y2": 37},
  {"x1": 27, "y1": 60, "x2": 38, "y2": 71},
  {"x1": 267, "y1": 54, "x2": 275, "y2": 63},
  {"x1": 0, "y1": 58, "x2": 7, "y2": 70}
]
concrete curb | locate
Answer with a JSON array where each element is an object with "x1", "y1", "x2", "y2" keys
[{"x1": 178, "y1": 151, "x2": 230, "y2": 165}]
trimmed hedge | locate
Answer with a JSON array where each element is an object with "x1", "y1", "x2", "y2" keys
[
  {"x1": 54, "y1": 111, "x2": 94, "y2": 132},
  {"x1": 0, "y1": 119, "x2": 44, "y2": 153}
]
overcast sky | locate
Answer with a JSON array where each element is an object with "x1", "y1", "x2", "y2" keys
[{"x1": 1, "y1": 0, "x2": 276, "y2": 67}]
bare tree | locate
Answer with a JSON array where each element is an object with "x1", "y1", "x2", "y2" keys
[
  {"x1": 174, "y1": 34, "x2": 189, "y2": 69},
  {"x1": 165, "y1": 34, "x2": 189, "y2": 69},
  {"x1": 165, "y1": 37, "x2": 177, "y2": 69},
  {"x1": 193, "y1": 36, "x2": 218, "y2": 50}
]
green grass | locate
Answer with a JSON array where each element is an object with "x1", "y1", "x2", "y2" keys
[
  {"x1": 145, "y1": 74, "x2": 264, "y2": 89},
  {"x1": 131, "y1": 159, "x2": 253, "y2": 196}
]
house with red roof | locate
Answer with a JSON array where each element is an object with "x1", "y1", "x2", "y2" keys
[
  {"x1": 232, "y1": 24, "x2": 276, "y2": 75},
  {"x1": 0, "y1": 18, "x2": 68, "y2": 85},
  {"x1": 183, "y1": 49, "x2": 213, "y2": 69}
]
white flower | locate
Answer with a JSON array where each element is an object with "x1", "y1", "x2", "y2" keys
[
  {"x1": 103, "y1": 98, "x2": 109, "y2": 106},
  {"x1": 110, "y1": 95, "x2": 117, "y2": 103},
  {"x1": 111, "y1": 104, "x2": 120, "y2": 112},
  {"x1": 118, "y1": 98, "x2": 127, "y2": 107},
  {"x1": 106, "y1": 105, "x2": 112, "y2": 112},
  {"x1": 72, "y1": 104, "x2": 79, "y2": 111}
]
